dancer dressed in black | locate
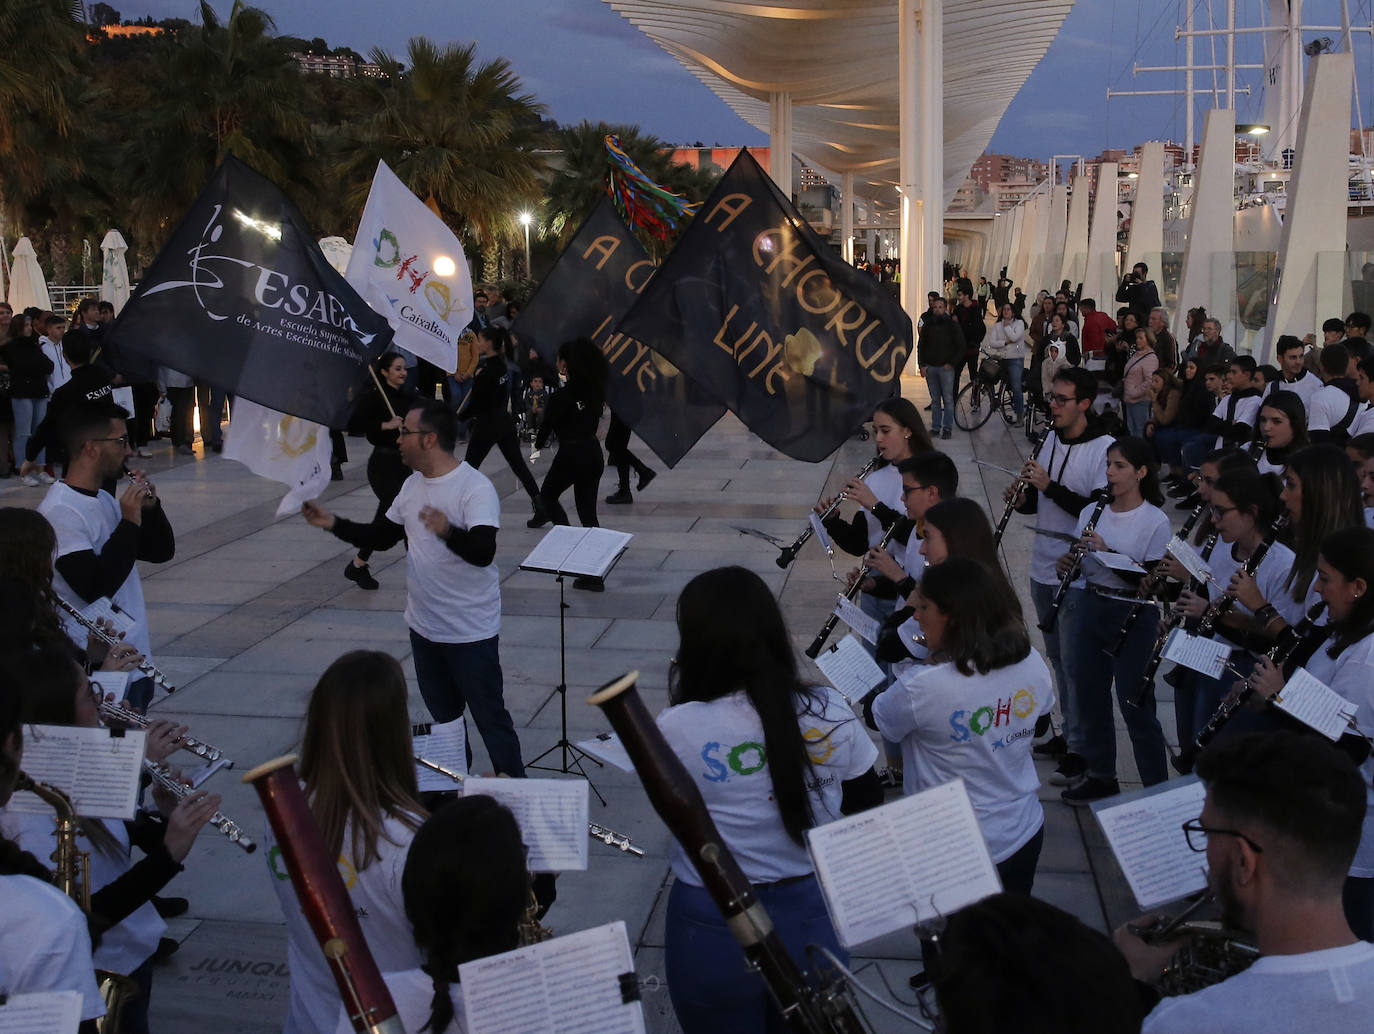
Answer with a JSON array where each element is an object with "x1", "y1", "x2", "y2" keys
[
  {"x1": 604, "y1": 409, "x2": 655, "y2": 505},
  {"x1": 343, "y1": 352, "x2": 416, "y2": 591},
  {"x1": 462, "y1": 326, "x2": 546, "y2": 524}
]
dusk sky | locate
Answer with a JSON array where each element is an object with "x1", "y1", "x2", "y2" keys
[{"x1": 127, "y1": 0, "x2": 1374, "y2": 168}]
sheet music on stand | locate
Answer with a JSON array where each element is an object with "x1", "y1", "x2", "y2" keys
[
  {"x1": 814, "y1": 634, "x2": 887, "y2": 704},
  {"x1": 520, "y1": 526, "x2": 633, "y2": 578},
  {"x1": 1161, "y1": 628, "x2": 1232, "y2": 678},
  {"x1": 460, "y1": 921, "x2": 645, "y2": 1034},
  {"x1": 8, "y1": 724, "x2": 147, "y2": 820},
  {"x1": 90, "y1": 670, "x2": 131, "y2": 703},
  {"x1": 1092, "y1": 776, "x2": 1208, "y2": 910},
  {"x1": 806, "y1": 779, "x2": 1001, "y2": 947},
  {"x1": 1276, "y1": 669, "x2": 1359, "y2": 742},
  {"x1": 832, "y1": 596, "x2": 880, "y2": 644},
  {"x1": 573, "y1": 732, "x2": 636, "y2": 773},
  {"x1": 412, "y1": 718, "x2": 469, "y2": 792},
  {"x1": 1166, "y1": 536, "x2": 1215, "y2": 586},
  {"x1": 0, "y1": 990, "x2": 83, "y2": 1034},
  {"x1": 463, "y1": 776, "x2": 590, "y2": 871}
]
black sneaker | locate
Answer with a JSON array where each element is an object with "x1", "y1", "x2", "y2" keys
[
  {"x1": 1032, "y1": 733, "x2": 1067, "y2": 759},
  {"x1": 637, "y1": 468, "x2": 656, "y2": 492},
  {"x1": 527, "y1": 512, "x2": 551, "y2": 529},
  {"x1": 1047, "y1": 752, "x2": 1086, "y2": 786},
  {"x1": 605, "y1": 488, "x2": 633, "y2": 505},
  {"x1": 153, "y1": 936, "x2": 180, "y2": 963},
  {"x1": 941, "y1": 428, "x2": 952, "y2": 440},
  {"x1": 1174, "y1": 493, "x2": 1201, "y2": 511},
  {"x1": 1061, "y1": 776, "x2": 1120, "y2": 806},
  {"x1": 344, "y1": 561, "x2": 379, "y2": 590},
  {"x1": 153, "y1": 895, "x2": 189, "y2": 919},
  {"x1": 1167, "y1": 481, "x2": 1194, "y2": 498}
]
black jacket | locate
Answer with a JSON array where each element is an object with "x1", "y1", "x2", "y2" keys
[
  {"x1": 0, "y1": 336, "x2": 53, "y2": 399},
  {"x1": 917, "y1": 313, "x2": 964, "y2": 368}
]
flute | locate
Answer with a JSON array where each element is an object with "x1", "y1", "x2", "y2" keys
[
  {"x1": 804, "y1": 518, "x2": 904, "y2": 659},
  {"x1": 776, "y1": 457, "x2": 879, "y2": 569},
  {"x1": 100, "y1": 700, "x2": 231, "y2": 766},
  {"x1": 993, "y1": 423, "x2": 1053, "y2": 549},
  {"x1": 413, "y1": 757, "x2": 646, "y2": 857},
  {"x1": 1037, "y1": 491, "x2": 1111, "y2": 636},
  {"x1": 144, "y1": 761, "x2": 256, "y2": 853},
  {"x1": 56, "y1": 596, "x2": 176, "y2": 693}
]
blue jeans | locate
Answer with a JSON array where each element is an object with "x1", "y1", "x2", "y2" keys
[
  {"x1": 1003, "y1": 358, "x2": 1024, "y2": 416},
  {"x1": 1061, "y1": 589, "x2": 1168, "y2": 785},
  {"x1": 666, "y1": 875, "x2": 844, "y2": 1034},
  {"x1": 408, "y1": 632, "x2": 524, "y2": 776},
  {"x1": 1152, "y1": 426, "x2": 1206, "y2": 469},
  {"x1": 12, "y1": 396, "x2": 47, "y2": 465},
  {"x1": 924, "y1": 365, "x2": 954, "y2": 432},
  {"x1": 1030, "y1": 579, "x2": 1079, "y2": 753},
  {"x1": 1180, "y1": 433, "x2": 1216, "y2": 475},
  {"x1": 1125, "y1": 400, "x2": 1151, "y2": 437}
]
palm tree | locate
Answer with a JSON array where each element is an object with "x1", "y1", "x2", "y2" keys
[
  {"x1": 330, "y1": 37, "x2": 548, "y2": 246},
  {"x1": 544, "y1": 121, "x2": 717, "y2": 255}
]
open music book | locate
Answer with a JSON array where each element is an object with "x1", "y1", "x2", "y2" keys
[
  {"x1": 806, "y1": 779, "x2": 1001, "y2": 946},
  {"x1": 9, "y1": 724, "x2": 147, "y2": 820},
  {"x1": 460, "y1": 921, "x2": 645, "y2": 1034},
  {"x1": 0, "y1": 991, "x2": 83, "y2": 1034},
  {"x1": 1092, "y1": 776, "x2": 1209, "y2": 910},
  {"x1": 814, "y1": 634, "x2": 887, "y2": 703},
  {"x1": 462, "y1": 776, "x2": 590, "y2": 871},
  {"x1": 520, "y1": 526, "x2": 633, "y2": 578}
]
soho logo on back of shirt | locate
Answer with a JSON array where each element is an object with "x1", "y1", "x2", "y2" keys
[
  {"x1": 699, "y1": 725, "x2": 837, "y2": 781},
  {"x1": 948, "y1": 688, "x2": 1038, "y2": 744}
]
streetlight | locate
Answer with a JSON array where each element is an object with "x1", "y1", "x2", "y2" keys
[{"x1": 518, "y1": 211, "x2": 533, "y2": 278}]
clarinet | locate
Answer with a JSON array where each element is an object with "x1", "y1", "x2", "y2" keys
[
  {"x1": 777, "y1": 457, "x2": 879, "y2": 569},
  {"x1": 1130, "y1": 527, "x2": 1221, "y2": 708},
  {"x1": 1196, "y1": 513, "x2": 1290, "y2": 639},
  {"x1": 588, "y1": 673, "x2": 867, "y2": 1034},
  {"x1": 805, "y1": 518, "x2": 904, "y2": 659},
  {"x1": 1111, "y1": 500, "x2": 1207, "y2": 656},
  {"x1": 993, "y1": 423, "x2": 1054, "y2": 549},
  {"x1": 1178, "y1": 600, "x2": 1328, "y2": 771},
  {"x1": 1037, "y1": 491, "x2": 1111, "y2": 636},
  {"x1": 243, "y1": 756, "x2": 405, "y2": 1034}
]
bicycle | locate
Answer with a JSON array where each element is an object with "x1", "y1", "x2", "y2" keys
[{"x1": 954, "y1": 352, "x2": 1022, "y2": 431}]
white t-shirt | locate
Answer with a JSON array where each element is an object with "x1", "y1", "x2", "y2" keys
[
  {"x1": 871, "y1": 650, "x2": 1054, "y2": 861},
  {"x1": 1205, "y1": 538, "x2": 1306, "y2": 625},
  {"x1": 0, "y1": 810, "x2": 165, "y2": 975},
  {"x1": 1309, "y1": 384, "x2": 1361, "y2": 434},
  {"x1": 1072, "y1": 500, "x2": 1171, "y2": 591},
  {"x1": 1270, "y1": 369, "x2": 1322, "y2": 413},
  {"x1": 39, "y1": 481, "x2": 154, "y2": 663},
  {"x1": 40, "y1": 336, "x2": 71, "y2": 394},
  {"x1": 0, "y1": 873, "x2": 105, "y2": 1021},
  {"x1": 1029, "y1": 431, "x2": 1114, "y2": 585},
  {"x1": 1211, "y1": 394, "x2": 1263, "y2": 449},
  {"x1": 1303, "y1": 630, "x2": 1374, "y2": 877},
  {"x1": 1347, "y1": 403, "x2": 1374, "y2": 438},
  {"x1": 1365, "y1": 507, "x2": 1374, "y2": 529},
  {"x1": 1142, "y1": 940, "x2": 1374, "y2": 1033},
  {"x1": 656, "y1": 686, "x2": 878, "y2": 886},
  {"x1": 266, "y1": 812, "x2": 425, "y2": 1034},
  {"x1": 860, "y1": 464, "x2": 904, "y2": 548},
  {"x1": 336, "y1": 969, "x2": 464, "y2": 1034},
  {"x1": 386, "y1": 463, "x2": 501, "y2": 644}
]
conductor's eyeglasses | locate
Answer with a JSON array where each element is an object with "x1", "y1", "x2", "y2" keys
[
  {"x1": 1181, "y1": 819, "x2": 1264, "y2": 854},
  {"x1": 1046, "y1": 392, "x2": 1078, "y2": 406}
]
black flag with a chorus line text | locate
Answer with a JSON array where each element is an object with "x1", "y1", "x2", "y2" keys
[
  {"x1": 616, "y1": 150, "x2": 911, "y2": 462},
  {"x1": 106, "y1": 157, "x2": 393, "y2": 428},
  {"x1": 512, "y1": 197, "x2": 724, "y2": 467}
]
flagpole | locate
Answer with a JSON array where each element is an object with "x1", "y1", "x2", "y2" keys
[{"x1": 366, "y1": 364, "x2": 399, "y2": 420}]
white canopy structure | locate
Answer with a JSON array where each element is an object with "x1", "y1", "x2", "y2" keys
[{"x1": 605, "y1": 0, "x2": 1077, "y2": 309}]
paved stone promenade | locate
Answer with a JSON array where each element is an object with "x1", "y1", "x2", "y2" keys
[{"x1": 2, "y1": 375, "x2": 1179, "y2": 1032}]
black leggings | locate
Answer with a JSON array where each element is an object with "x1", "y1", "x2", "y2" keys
[
  {"x1": 605, "y1": 413, "x2": 650, "y2": 486},
  {"x1": 358, "y1": 447, "x2": 408, "y2": 562},
  {"x1": 540, "y1": 437, "x2": 603, "y2": 527},
  {"x1": 465, "y1": 428, "x2": 541, "y2": 502}
]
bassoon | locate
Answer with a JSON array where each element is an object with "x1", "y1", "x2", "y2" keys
[
  {"x1": 588, "y1": 672, "x2": 868, "y2": 1034},
  {"x1": 242, "y1": 756, "x2": 404, "y2": 1034}
]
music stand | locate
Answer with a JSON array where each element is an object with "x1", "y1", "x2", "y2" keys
[{"x1": 520, "y1": 526, "x2": 633, "y2": 806}]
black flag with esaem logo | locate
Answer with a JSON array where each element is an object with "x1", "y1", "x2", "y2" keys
[
  {"x1": 512, "y1": 197, "x2": 724, "y2": 468},
  {"x1": 106, "y1": 156, "x2": 393, "y2": 429},
  {"x1": 615, "y1": 149, "x2": 911, "y2": 462}
]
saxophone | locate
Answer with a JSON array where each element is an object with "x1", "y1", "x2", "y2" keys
[{"x1": 14, "y1": 771, "x2": 139, "y2": 1033}]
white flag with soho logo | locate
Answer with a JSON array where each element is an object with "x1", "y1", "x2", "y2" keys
[
  {"x1": 224, "y1": 397, "x2": 333, "y2": 517},
  {"x1": 345, "y1": 160, "x2": 473, "y2": 372}
]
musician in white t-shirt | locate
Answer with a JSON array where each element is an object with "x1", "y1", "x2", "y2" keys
[
  {"x1": 1116, "y1": 732, "x2": 1374, "y2": 1033},
  {"x1": 1309, "y1": 344, "x2": 1363, "y2": 445},
  {"x1": 656, "y1": 566, "x2": 881, "y2": 1034},
  {"x1": 304, "y1": 400, "x2": 523, "y2": 777},
  {"x1": 1349, "y1": 433, "x2": 1374, "y2": 527},
  {"x1": 1270, "y1": 334, "x2": 1323, "y2": 413}
]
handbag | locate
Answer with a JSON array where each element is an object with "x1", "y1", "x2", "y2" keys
[{"x1": 155, "y1": 395, "x2": 173, "y2": 435}]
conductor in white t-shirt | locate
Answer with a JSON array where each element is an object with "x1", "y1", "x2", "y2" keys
[
  {"x1": 303, "y1": 400, "x2": 524, "y2": 776},
  {"x1": 1116, "y1": 732, "x2": 1374, "y2": 1033}
]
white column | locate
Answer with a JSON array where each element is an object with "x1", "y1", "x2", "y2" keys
[
  {"x1": 1083, "y1": 162, "x2": 1119, "y2": 307},
  {"x1": 918, "y1": 0, "x2": 944, "y2": 304},
  {"x1": 1005, "y1": 204, "x2": 1026, "y2": 291},
  {"x1": 1024, "y1": 192, "x2": 1052, "y2": 302},
  {"x1": 1175, "y1": 108, "x2": 1239, "y2": 339},
  {"x1": 1059, "y1": 174, "x2": 1091, "y2": 289},
  {"x1": 841, "y1": 171, "x2": 855, "y2": 263},
  {"x1": 1013, "y1": 197, "x2": 1040, "y2": 295},
  {"x1": 898, "y1": 0, "x2": 919, "y2": 315},
  {"x1": 1266, "y1": 53, "x2": 1354, "y2": 360},
  {"x1": 1127, "y1": 142, "x2": 1166, "y2": 283},
  {"x1": 768, "y1": 91, "x2": 793, "y2": 198},
  {"x1": 899, "y1": 0, "x2": 943, "y2": 317},
  {"x1": 1042, "y1": 184, "x2": 1069, "y2": 294}
]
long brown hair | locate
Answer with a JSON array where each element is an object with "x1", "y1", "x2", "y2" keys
[
  {"x1": 299, "y1": 651, "x2": 425, "y2": 869},
  {"x1": 1283, "y1": 446, "x2": 1365, "y2": 604},
  {"x1": 0, "y1": 509, "x2": 67, "y2": 655}
]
